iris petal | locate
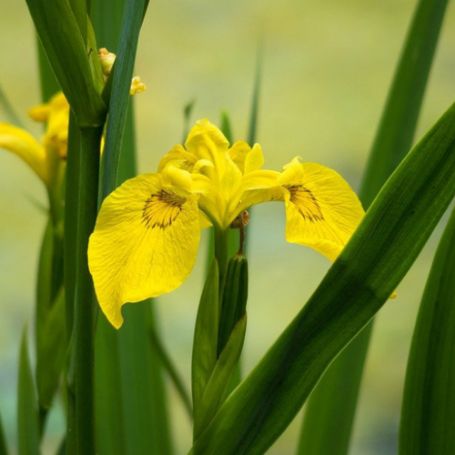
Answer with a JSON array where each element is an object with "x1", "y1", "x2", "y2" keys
[
  {"x1": 282, "y1": 160, "x2": 364, "y2": 260},
  {"x1": 88, "y1": 173, "x2": 201, "y2": 328},
  {"x1": 0, "y1": 123, "x2": 49, "y2": 184}
]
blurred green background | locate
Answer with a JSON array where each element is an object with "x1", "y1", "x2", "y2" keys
[{"x1": 1, "y1": 0, "x2": 454, "y2": 453}]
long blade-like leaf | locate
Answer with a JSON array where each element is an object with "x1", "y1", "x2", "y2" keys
[
  {"x1": 298, "y1": 0, "x2": 449, "y2": 452},
  {"x1": 17, "y1": 329, "x2": 40, "y2": 455},
  {"x1": 0, "y1": 409, "x2": 7, "y2": 455},
  {"x1": 25, "y1": 0, "x2": 105, "y2": 126},
  {"x1": 190, "y1": 101, "x2": 455, "y2": 455},
  {"x1": 399, "y1": 208, "x2": 455, "y2": 454},
  {"x1": 91, "y1": 1, "x2": 172, "y2": 453}
]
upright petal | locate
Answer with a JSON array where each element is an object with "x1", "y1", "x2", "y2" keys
[
  {"x1": 185, "y1": 119, "x2": 229, "y2": 173},
  {"x1": 281, "y1": 160, "x2": 364, "y2": 260},
  {"x1": 88, "y1": 173, "x2": 201, "y2": 328},
  {"x1": 0, "y1": 123, "x2": 49, "y2": 184}
]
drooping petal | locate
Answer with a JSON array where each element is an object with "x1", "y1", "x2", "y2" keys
[
  {"x1": 88, "y1": 173, "x2": 201, "y2": 328},
  {"x1": 281, "y1": 160, "x2": 364, "y2": 260},
  {"x1": 0, "y1": 123, "x2": 49, "y2": 184}
]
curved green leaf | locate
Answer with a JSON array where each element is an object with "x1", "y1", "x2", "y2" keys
[
  {"x1": 399, "y1": 208, "x2": 455, "y2": 454},
  {"x1": 17, "y1": 329, "x2": 40, "y2": 455},
  {"x1": 190, "y1": 101, "x2": 455, "y2": 455},
  {"x1": 298, "y1": 0, "x2": 450, "y2": 452}
]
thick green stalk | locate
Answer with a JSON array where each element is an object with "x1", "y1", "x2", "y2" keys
[
  {"x1": 399, "y1": 208, "x2": 455, "y2": 454},
  {"x1": 298, "y1": 0, "x2": 449, "y2": 453},
  {"x1": 214, "y1": 228, "x2": 229, "y2": 289},
  {"x1": 66, "y1": 124, "x2": 102, "y2": 454}
]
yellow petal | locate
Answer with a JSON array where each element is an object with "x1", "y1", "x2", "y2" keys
[
  {"x1": 158, "y1": 144, "x2": 197, "y2": 172},
  {"x1": 228, "y1": 141, "x2": 264, "y2": 174},
  {"x1": 283, "y1": 161, "x2": 364, "y2": 260},
  {"x1": 88, "y1": 174, "x2": 201, "y2": 328},
  {"x1": 229, "y1": 141, "x2": 250, "y2": 172},
  {"x1": 185, "y1": 119, "x2": 229, "y2": 172},
  {"x1": 28, "y1": 92, "x2": 68, "y2": 122},
  {"x1": 0, "y1": 123, "x2": 49, "y2": 184},
  {"x1": 236, "y1": 169, "x2": 282, "y2": 214},
  {"x1": 245, "y1": 144, "x2": 265, "y2": 174}
]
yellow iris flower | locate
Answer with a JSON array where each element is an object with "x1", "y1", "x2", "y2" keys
[
  {"x1": 88, "y1": 119, "x2": 365, "y2": 329},
  {"x1": 0, "y1": 92, "x2": 69, "y2": 188}
]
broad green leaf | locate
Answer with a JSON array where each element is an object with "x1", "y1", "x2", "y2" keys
[
  {"x1": 25, "y1": 0, "x2": 105, "y2": 126},
  {"x1": 99, "y1": 0, "x2": 149, "y2": 198},
  {"x1": 190, "y1": 101, "x2": 455, "y2": 455},
  {"x1": 194, "y1": 316, "x2": 247, "y2": 439},
  {"x1": 0, "y1": 410, "x2": 7, "y2": 455},
  {"x1": 68, "y1": 0, "x2": 88, "y2": 41},
  {"x1": 192, "y1": 261, "x2": 219, "y2": 416},
  {"x1": 217, "y1": 254, "x2": 248, "y2": 355},
  {"x1": 299, "y1": 0, "x2": 450, "y2": 452},
  {"x1": 17, "y1": 329, "x2": 40, "y2": 455},
  {"x1": 36, "y1": 289, "x2": 67, "y2": 411},
  {"x1": 399, "y1": 208, "x2": 455, "y2": 454},
  {"x1": 36, "y1": 39, "x2": 60, "y2": 102}
]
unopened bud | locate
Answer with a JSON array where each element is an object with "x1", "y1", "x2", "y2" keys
[{"x1": 130, "y1": 76, "x2": 147, "y2": 95}]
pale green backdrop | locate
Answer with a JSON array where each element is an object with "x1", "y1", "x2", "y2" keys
[{"x1": 1, "y1": 0, "x2": 454, "y2": 453}]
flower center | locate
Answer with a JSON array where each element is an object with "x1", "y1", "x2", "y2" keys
[
  {"x1": 286, "y1": 185, "x2": 324, "y2": 222},
  {"x1": 142, "y1": 189, "x2": 186, "y2": 229}
]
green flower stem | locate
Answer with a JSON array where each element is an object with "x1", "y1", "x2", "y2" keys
[
  {"x1": 214, "y1": 228, "x2": 229, "y2": 291},
  {"x1": 149, "y1": 327, "x2": 193, "y2": 420},
  {"x1": 66, "y1": 124, "x2": 102, "y2": 455}
]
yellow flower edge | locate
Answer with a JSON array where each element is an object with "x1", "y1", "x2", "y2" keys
[
  {"x1": 88, "y1": 119, "x2": 365, "y2": 328},
  {"x1": 0, "y1": 123, "x2": 49, "y2": 184},
  {"x1": 88, "y1": 173, "x2": 201, "y2": 329}
]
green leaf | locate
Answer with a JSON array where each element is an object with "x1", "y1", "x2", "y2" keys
[
  {"x1": 217, "y1": 254, "x2": 248, "y2": 355},
  {"x1": 183, "y1": 99, "x2": 196, "y2": 142},
  {"x1": 247, "y1": 46, "x2": 262, "y2": 147},
  {"x1": 190, "y1": 101, "x2": 455, "y2": 455},
  {"x1": 0, "y1": 410, "x2": 8, "y2": 455},
  {"x1": 220, "y1": 112, "x2": 234, "y2": 143},
  {"x1": 17, "y1": 329, "x2": 40, "y2": 455},
  {"x1": 399, "y1": 208, "x2": 455, "y2": 454},
  {"x1": 0, "y1": 84, "x2": 24, "y2": 126},
  {"x1": 25, "y1": 0, "x2": 105, "y2": 126},
  {"x1": 65, "y1": 123, "x2": 102, "y2": 455},
  {"x1": 149, "y1": 321, "x2": 192, "y2": 420},
  {"x1": 194, "y1": 316, "x2": 247, "y2": 439},
  {"x1": 92, "y1": 1, "x2": 172, "y2": 453},
  {"x1": 100, "y1": 0, "x2": 149, "y2": 198},
  {"x1": 36, "y1": 289, "x2": 67, "y2": 411},
  {"x1": 36, "y1": 39, "x2": 60, "y2": 102},
  {"x1": 192, "y1": 260, "x2": 219, "y2": 419},
  {"x1": 299, "y1": 0, "x2": 450, "y2": 452}
]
